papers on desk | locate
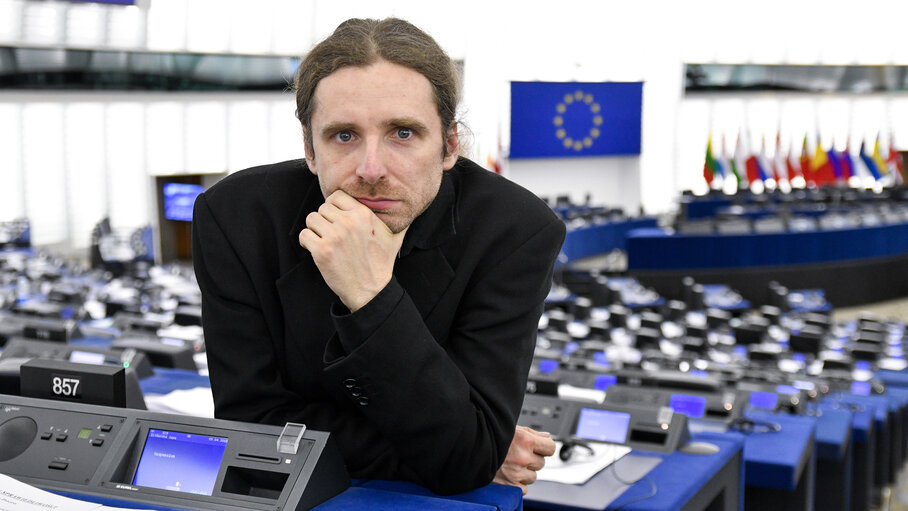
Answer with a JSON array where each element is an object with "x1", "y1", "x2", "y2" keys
[
  {"x1": 537, "y1": 441, "x2": 632, "y2": 485},
  {"x1": 0, "y1": 474, "x2": 153, "y2": 510},
  {"x1": 143, "y1": 386, "x2": 215, "y2": 417}
]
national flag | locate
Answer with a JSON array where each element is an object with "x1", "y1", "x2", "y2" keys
[
  {"x1": 809, "y1": 136, "x2": 837, "y2": 185},
  {"x1": 774, "y1": 132, "x2": 789, "y2": 184},
  {"x1": 873, "y1": 135, "x2": 890, "y2": 178},
  {"x1": 730, "y1": 133, "x2": 746, "y2": 188},
  {"x1": 509, "y1": 81, "x2": 642, "y2": 158},
  {"x1": 840, "y1": 142, "x2": 855, "y2": 181},
  {"x1": 888, "y1": 134, "x2": 904, "y2": 184},
  {"x1": 703, "y1": 134, "x2": 720, "y2": 185},
  {"x1": 758, "y1": 135, "x2": 775, "y2": 183},
  {"x1": 859, "y1": 140, "x2": 882, "y2": 180},
  {"x1": 827, "y1": 142, "x2": 843, "y2": 182},
  {"x1": 743, "y1": 134, "x2": 764, "y2": 184},
  {"x1": 799, "y1": 135, "x2": 812, "y2": 182}
]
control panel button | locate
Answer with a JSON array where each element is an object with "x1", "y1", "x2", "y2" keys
[
  {"x1": 91, "y1": 438, "x2": 104, "y2": 447},
  {"x1": 55, "y1": 434, "x2": 68, "y2": 442},
  {"x1": 48, "y1": 461, "x2": 69, "y2": 470},
  {"x1": 40, "y1": 432, "x2": 52, "y2": 440},
  {"x1": 100, "y1": 424, "x2": 113, "y2": 432}
]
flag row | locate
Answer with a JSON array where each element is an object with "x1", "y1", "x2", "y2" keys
[{"x1": 703, "y1": 131, "x2": 904, "y2": 192}]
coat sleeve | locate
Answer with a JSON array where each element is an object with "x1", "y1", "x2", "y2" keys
[
  {"x1": 317, "y1": 215, "x2": 566, "y2": 495},
  {"x1": 192, "y1": 192, "x2": 403, "y2": 475}
]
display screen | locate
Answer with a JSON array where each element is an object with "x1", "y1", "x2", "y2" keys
[
  {"x1": 748, "y1": 391, "x2": 779, "y2": 410},
  {"x1": 574, "y1": 408, "x2": 631, "y2": 444},
  {"x1": 69, "y1": 351, "x2": 106, "y2": 365},
  {"x1": 669, "y1": 394, "x2": 707, "y2": 419},
  {"x1": 132, "y1": 429, "x2": 228, "y2": 495},
  {"x1": 851, "y1": 381, "x2": 872, "y2": 396},
  {"x1": 775, "y1": 384, "x2": 799, "y2": 396},
  {"x1": 163, "y1": 183, "x2": 204, "y2": 222}
]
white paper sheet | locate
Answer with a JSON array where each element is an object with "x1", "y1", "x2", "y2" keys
[
  {"x1": 0, "y1": 474, "x2": 153, "y2": 511},
  {"x1": 536, "y1": 441, "x2": 632, "y2": 485}
]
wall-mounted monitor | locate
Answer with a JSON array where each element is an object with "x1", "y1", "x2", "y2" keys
[{"x1": 163, "y1": 183, "x2": 204, "y2": 222}]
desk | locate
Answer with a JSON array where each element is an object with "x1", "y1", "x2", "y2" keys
[
  {"x1": 524, "y1": 432, "x2": 743, "y2": 511},
  {"x1": 813, "y1": 408, "x2": 853, "y2": 511},
  {"x1": 741, "y1": 411, "x2": 816, "y2": 511},
  {"x1": 54, "y1": 485, "x2": 522, "y2": 511}
]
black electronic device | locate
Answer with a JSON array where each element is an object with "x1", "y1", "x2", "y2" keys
[
  {"x1": 111, "y1": 335, "x2": 198, "y2": 370},
  {"x1": 173, "y1": 305, "x2": 203, "y2": 327},
  {"x1": 20, "y1": 359, "x2": 129, "y2": 408},
  {"x1": 788, "y1": 326, "x2": 824, "y2": 355},
  {"x1": 0, "y1": 313, "x2": 83, "y2": 343},
  {"x1": 0, "y1": 394, "x2": 349, "y2": 510},
  {"x1": 1, "y1": 338, "x2": 154, "y2": 379},
  {"x1": 604, "y1": 384, "x2": 744, "y2": 425},
  {"x1": 519, "y1": 393, "x2": 689, "y2": 454}
]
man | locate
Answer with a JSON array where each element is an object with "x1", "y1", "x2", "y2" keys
[{"x1": 192, "y1": 17, "x2": 564, "y2": 496}]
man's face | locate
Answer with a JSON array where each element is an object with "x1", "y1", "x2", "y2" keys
[{"x1": 304, "y1": 60, "x2": 458, "y2": 233}]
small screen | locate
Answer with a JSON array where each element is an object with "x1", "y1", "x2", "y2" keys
[
  {"x1": 593, "y1": 374, "x2": 617, "y2": 391},
  {"x1": 69, "y1": 351, "x2": 106, "y2": 365},
  {"x1": 775, "y1": 384, "x2": 799, "y2": 396},
  {"x1": 670, "y1": 394, "x2": 707, "y2": 419},
  {"x1": 748, "y1": 391, "x2": 778, "y2": 410},
  {"x1": 574, "y1": 408, "x2": 631, "y2": 444},
  {"x1": 163, "y1": 183, "x2": 204, "y2": 222},
  {"x1": 132, "y1": 429, "x2": 228, "y2": 495},
  {"x1": 851, "y1": 381, "x2": 872, "y2": 396}
]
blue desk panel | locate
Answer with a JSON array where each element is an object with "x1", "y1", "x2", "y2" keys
[
  {"x1": 525, "y1": 432, "x2": 743, "y2": 511},
  {"x1": 559, "y1": 218, "x2": 658, "y2": 265},
  {"x1": 814, "y1": 408, "x2": 853, "y2": 511},
  {"x1": 612, "y1": 433, "x2": 744, "y2": 511},
  {"x1": 626, "y1": 223, "x2": 908, "y2": 271}
]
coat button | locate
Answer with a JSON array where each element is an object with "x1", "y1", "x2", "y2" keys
[
  {"x1": 343, "y1": 378, "x2": 357, "y2": 389},
  {"x1": 357, "y1": 396, "x2": 370, "y2": 406},
  {"x1": 351, "y1": 387, "x2": 363, "y2": 398}
]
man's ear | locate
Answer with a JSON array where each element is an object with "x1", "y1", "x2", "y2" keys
[
  {"x1": 302, "y1": 127, "x2": 317, "y2": 174},
  {"x1": 442, "y1": 124, "x2": 459, "y2": 170}
]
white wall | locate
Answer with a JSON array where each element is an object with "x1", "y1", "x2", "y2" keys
[{"x1": 2, "y1": 0, "x2": 908, "y2": 249}]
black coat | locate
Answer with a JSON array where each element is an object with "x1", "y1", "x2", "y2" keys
[{"x1": 192, "y1": 157, "x2": 565, "y2": 495}]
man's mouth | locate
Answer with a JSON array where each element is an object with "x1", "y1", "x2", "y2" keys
[{"x1": 356, "y1": 197, "x2": 397, "y2": 210}]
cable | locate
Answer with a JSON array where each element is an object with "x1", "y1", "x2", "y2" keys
[{"x1": 608, "y1": 450, "x2": 658, "y2": 510}]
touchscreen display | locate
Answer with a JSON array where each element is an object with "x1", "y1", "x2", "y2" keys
[
  {"x1": 669, "y1": 394, "x2": 707, "y2": 419},
  {"x1": 574, "y1": 408, "x2": 631, "y2": 444},
  {"x1": 132, "y1": 429, "x2": 228, "y2": 495}
]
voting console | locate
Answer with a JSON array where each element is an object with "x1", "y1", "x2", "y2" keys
[{"x1": 0, "y1": 394, "x2": 349, "y2": 510}]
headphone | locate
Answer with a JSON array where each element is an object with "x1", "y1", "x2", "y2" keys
[
  {"x1": 559, "y1": 438, "x2": 595, "y2": 462},
  {"x1": 730, "y1": 417, "x2": 782, "y2": 434}
]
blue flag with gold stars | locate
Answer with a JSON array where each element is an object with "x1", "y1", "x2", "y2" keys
[{"x1": 509, "y1": 81, "x2": 642, "y2": 159}]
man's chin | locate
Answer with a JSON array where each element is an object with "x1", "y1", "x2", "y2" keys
[{"x1": 373, "y1": 211, "x2": 410, "y2": 234}]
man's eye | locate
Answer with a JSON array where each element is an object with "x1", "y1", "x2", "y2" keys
[
  {"x1": 396, "y1": 127, "x2": 412, "y2": 139},
  {"x1": 336, "y1": 131, "x2": 353, "y2": 143}
]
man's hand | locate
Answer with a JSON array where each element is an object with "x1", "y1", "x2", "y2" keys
[
  {"x1": 299, "y1": 190, "x2": 407, "y2": 312},
  {"x1": 494, "y1": 426, "x2": 557, "y2": 495}
]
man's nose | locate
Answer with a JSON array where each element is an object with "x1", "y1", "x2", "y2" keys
[{"x1": 356, "y1": 139, "x2": 387, "y2": 184}]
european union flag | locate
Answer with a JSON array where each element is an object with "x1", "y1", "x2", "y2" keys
[{"x1": 510, "y1": 81, "x2": 642, "y2": 159}]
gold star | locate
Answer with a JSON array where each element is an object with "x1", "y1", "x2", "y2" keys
[
  {"x1": 556, "y1": 104, "x2": 566, "y2": 114},
  {"x1": 553, "y1": 116, "x2": 563, "y2": 126},
  {"x1": 574, "y1": 91, "x2": 583, "y2": 100},
  {"x1": 573, "y1": 141, "x2": 583, "y2": 151},
  {"x1": 563, "y1": 138, "x2": 573, "y2": 148},
  {"x1": 556, "y1": 129, "x2": 566, "y2": 139},
  {"x1": 591, "y1": 103, "x2": 601, "y2": 113},
  {"x1": 594, "y1": 116, "x2": 603, "y2": 126},
  {"x1": 563, "y1": 94, "x2": 574, "y2": 104}
]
